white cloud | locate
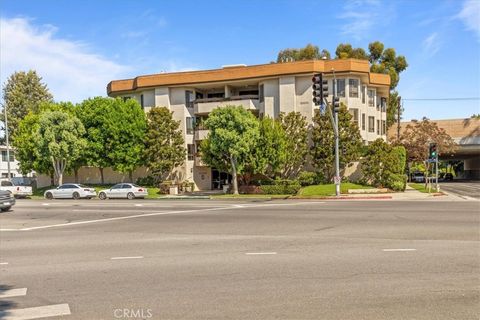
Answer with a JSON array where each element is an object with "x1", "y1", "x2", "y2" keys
[
  {"x1": 422, "y1": 32, "x2": 441, "y2": 56},
  {"x1": 337, "y1": 0, "x2": 388, "y2": 41},
  {"x1": 0, "y1": 17, "x2": 130, "y2": 103},
  {"x1": 456, "y1": 0, "x2": 480, "y2": 40}
]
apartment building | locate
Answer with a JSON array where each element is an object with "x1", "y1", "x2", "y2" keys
[{"x1": 107, "y1": 59, "x2": 390, "y2": 190}]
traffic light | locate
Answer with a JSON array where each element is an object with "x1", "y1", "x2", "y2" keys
[
  {"x1": 333, "y1": 96, "x2": 340, "y2": 113},
  {"x1": 429, "y1": 143, "x2": 437, "y2": 159},
  {"x1": 312, "y1": 74, "x2": 322, "y2": 106}
]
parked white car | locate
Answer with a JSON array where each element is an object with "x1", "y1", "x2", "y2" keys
[
  {"x1": 44, "y1": 184, "x2": 97, "y2": 199},
  {"x1": 0, "y1": 179, "x2": 33, "y2": 198},
  {"x1": 98, "y1": 183, "x2": 148, "y2": 200}
]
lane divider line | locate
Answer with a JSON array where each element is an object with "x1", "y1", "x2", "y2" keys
[
  {"x1": 111, "y1": 256, "x2": 144, "y2": 260},
  {"x1": 0, "y1": 262, "x2": 8, "y2": 265},
  {"x1": 0, "y1": 288, "x2": 27, "y2": 298},
  {"x1": 245, "y1": 252, "x2": 277, "y2": 255},
  {"x1": 382, "y1": 248, "x2": 417, "y2": 252},
  {"x1": 0, "y1": 303, "x2": 71, "y2": 320}
]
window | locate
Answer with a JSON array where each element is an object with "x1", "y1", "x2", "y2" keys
[
  {"x1": 206, "y1": 92, "x2": 225, "y2": 99},
  {"x1": 362, "y1": 85, "x2": 366, "y2": 104},
  {"x1": 368, "y1": 116, "x2": 375, "y2": 132},
  {"x1": 185, "y1": 91, "x2": 194, "y2": 108},
  {"x1": 259, "y1": 84, "x2": 264, "y2": 103},
  {"x1": 1, "y1": 173, "x2": 13, "y2": 178},
  {"x1": 382, "y1": 120, "x2": 386, "y2": 135},
  {"x1": 187, "y1": 144, "x2": 195, "y2": 161},
  {"x1": 122, "y1": 96, "x2": 131, "y2": 102},
  {"x1": 349, "y1": 108, "x2": 359, "y2": 126},
  {"x1": 1, "y1": 181, "x2": 13, "y2": 186},
  {"x1": 186, "y1": 117, "x2": 195, "y2": 135},
  {"x1": 349, "y1": 79, "x2": 359, "y2": 98},
  {"x1": 111, "y1": 184, "x2": 123, "y2": 189},
  {"x1": 140, "y1": 94, "x2": 144, "y2": 109},
  {"x1": 337, "y1": 79, "x2": 345, "y2": 97},
  {"x1": 361, "y1": 113, "x2": 366, "y2": 130},
  {"x1": 377, "y1": 120, "x2": 380, "y2": 134},
  {"x1": 368, "y1": 89, "x2": 375, "y2": 107},
  {"x1": 1, "y1": 151, "x2": 14, "y2": 162},
  {"x1": 122, "y1": 184, "x2": 132, "y2": 189},
  {"x1": 381, "y1": 97, "x2": 387, "y2": 112},
  {"x1": 238, "y1": 89, "x2": 259, "y2": 96}
]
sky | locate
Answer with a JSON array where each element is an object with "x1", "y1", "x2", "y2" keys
[{"x1": 0, "y1": 0, "x2": 479, "y2": 121}]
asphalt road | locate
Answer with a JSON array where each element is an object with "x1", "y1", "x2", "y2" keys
[
  {"x1": 440, "y1": 181, "x2": 480, "y2": 199},
  {"x1": 0, "y1": 199, "x2": 479, "y2": 320}
]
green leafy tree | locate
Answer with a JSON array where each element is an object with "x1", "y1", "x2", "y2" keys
[
  {"x1": 362, "y1": 139, "x2": 407, "y2": 191},
  {"x1": 106, "y1": 98, "x2": 147, "y2": 181},
  {"x1": 144, "y1": 107, "x2": 186, "y2": 182},
  {"x1": 76, "y1": 97, "x2": 115, "y2": 184},
  {"x1": 243, "y1": 116, "x2": 288, "y2": 182},
  {"x1": 279, "y1": 112, "x2": 309, "y2": 178},
  {"x1": 1, "y1": 70, "x2": 53, "y2": 138},
  {"x1": 200, "y1": 106, "x2": 260, "y2": 194},
  {"x1": 310, "y1": 104, "x2": 362, "y2": 180},
  {"x1": 277, "y1": 44, "x2": 331, "y2": 62},
  {"x1": 35, "y1": 110, "x2": 86, "y2": 186}
]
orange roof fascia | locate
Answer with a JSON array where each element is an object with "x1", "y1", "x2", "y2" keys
[{"x1": 107, "y1": 59, "x2": 390, "y2": 95}]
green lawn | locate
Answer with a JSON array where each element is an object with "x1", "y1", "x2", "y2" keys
[
  {"x1": 298, "y1": 183, "x2": 372, "y2": 197},
  {"x1": 408, "y1": 183, "x2": 429, "y2": 193}
]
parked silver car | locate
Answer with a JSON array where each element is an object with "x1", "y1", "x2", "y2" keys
[
  {"x1": 98, "y1": 183, "x2": 148, "y2": 200},
  {"x1": 44, "y1": 184, "x2": 97, "y2": 199}
]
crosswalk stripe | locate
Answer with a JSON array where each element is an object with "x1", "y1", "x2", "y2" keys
[
  {"x1": 0, "y1": 288, "x2": 27, "y2": 298},
  {"x1": 0, "y1": 303, "x2": 71, "y2": 320}
]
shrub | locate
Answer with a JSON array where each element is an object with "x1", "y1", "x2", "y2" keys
[
  {"x1": 136, "y1": 175, "x2": 156, "y2": 187},
  {"x1": 260, "y1": 182, "x2": 301, "y2": 195},
  {"x1": 298, "y1": 172, "x2": 316, "y2": 186},
  {"x1": 386, "y1": 173, "x2": 407, "y2": 191}
]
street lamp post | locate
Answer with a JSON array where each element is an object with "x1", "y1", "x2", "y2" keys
[{"x1": 331, "y1": 69, "x2": 340, "y2": 197}]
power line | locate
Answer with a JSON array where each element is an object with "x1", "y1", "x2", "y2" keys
[{"x1": 402, "y1": 97, "x2": 480, "y2": 101}]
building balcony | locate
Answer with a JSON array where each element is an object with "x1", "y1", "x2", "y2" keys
[
  {"x1": 194, "y1": 156, "x2": 208, "y2": 167},
  {"x1": 193, "y1": 95, "x2": 259, "y2": 115},
  {"x1": 195, "y1": 129, "x2": 209, "y2": 141}
]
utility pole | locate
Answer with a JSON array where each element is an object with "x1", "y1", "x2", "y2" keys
[
  {"x1": 331, "y1": 69, "x2": 340, "y2": 197},
  {"x1": 4, "y1": 105, "x2": 11, "y2": 179},
  {"x1": 397, "y1": 95, "x2": 401, "y2": 140}
]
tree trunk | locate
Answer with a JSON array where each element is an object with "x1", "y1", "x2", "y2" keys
[
  {"x1": 99, "y1": 167, "x2": 104, "y2": 185},
  {"x1": 58, "y1": 173, "x2": 63, "y2": 186},
  {"x1": 74, "y1": 168, "x2": 79, "y2": 183},
  {"x1": 50, "y1": 172, "x2": 54, "y2": 186},
  {"x1": 129, "y1": 171, "x2": 133, "y2": 183},
  {"x1": 230, "y1": 156, "x2": 239, "y2": 195}
]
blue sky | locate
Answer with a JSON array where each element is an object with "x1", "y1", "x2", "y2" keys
[{"x1": 1, "y1": 0, "x2": 479, "y2": 120}]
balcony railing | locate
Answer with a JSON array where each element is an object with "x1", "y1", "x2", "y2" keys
[
  {"x1": 194, "y1": 129, "x2": 209, "y2": 141},
  {"x1": 194, "y1": 95, "x2": 259, "y2": 114}
]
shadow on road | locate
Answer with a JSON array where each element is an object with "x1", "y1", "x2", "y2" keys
[{"x1": 0, "y1": 284, "x2": 18, "y2": 320}]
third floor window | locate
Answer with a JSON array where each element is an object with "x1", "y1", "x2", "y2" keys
[
  {"x1": 349, "y1": 79, "x2": 359, "y2": 98},
  {"x1": 337, "y1": 79, "x2": 346, "y2": 97},
  {"x1": 368, "y1": 89, "x2": 375, "y2": 107}
]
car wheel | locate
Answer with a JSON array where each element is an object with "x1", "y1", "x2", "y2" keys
[
  {"x1": 1, "y1": 206, "x2": 11, "y2": 212},
  {"x1": 99, "y1": 192, "x2": 107, "y2": 200},
  {"x1": 127, "y1": 192, "x2": 135, "y2": 200},
  {"x1": 72, "y1": 192, "x2": 80, "y2": 200},
  {"x1": 45, "y1": 192, "x2": 53, "y2": 200}
]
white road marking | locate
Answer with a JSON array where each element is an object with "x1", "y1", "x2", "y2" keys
[
  {"x1": 382, "y1": 248, "x2": 417, "y2": 252},
  {"x1": 1, "y1": 201, "x2": 326, "y2": 232},
  {"x1": 134, "y1": 204, "x2": 143, "y2": 207},
  {"x1": 0, "y1": 303, "x2": 71, "y2": 320},
  {"x1": 0, "y1": 288, "x2": 27, "y2": 298},
  {"x1": 245, "y1": 252, "x2": 277, "y2": 255},
  {"x1": 41, "y1": 203, "x2": 49, "y2": 206},
  {"x1": 111, "y1": 256, "x2": 144, "y2": 260},
  {"x1": 0, "y1": 262, "x2": 8, "y2": 265}
]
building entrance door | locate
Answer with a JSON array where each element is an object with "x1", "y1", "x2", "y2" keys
[{"x1": 211, "y1": 169, "x2": 232, "y2": 190}]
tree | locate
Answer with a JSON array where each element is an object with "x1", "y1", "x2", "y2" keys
[
  {"x1": 1, "y1": 70, "x2": 53, "y2": 138},
  {"x1": 362, "y1": 139, "x2": 407, "y2": 191},
  {"x1": 200, "y1": 106, "x2": 260, "y2": 194},
  {"x1": 243, "y1": 116, "x2": 288, "y2": 182},
  {"x1": 35, "y1": 110, "x2": 86, "y2": 186},
  {"x1": 277, "y1": 44, "x2": 331, "y2": 62},
  {"x1": 394, "y1": 118, "x2": 457, "y2": 164},
  {"x1": 310, "y1": 104, "x2": 363, "y2": 180},
  {"x1": 144, "y1": 107, "x2": 186, "y2": 182},
  {"x1": 279, "y1": 112, "x2": 309, "y2": 178},
  {"x1": 106, "y1": 98, "x2": 146, "y2": 181},
  {"x1": 76, "y1": 97, "x2": 115, "y2": 184}
]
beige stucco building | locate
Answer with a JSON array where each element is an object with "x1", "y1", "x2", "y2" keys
[{"x1": 107, "y1": 59, "x2": 391, "y2": 190}]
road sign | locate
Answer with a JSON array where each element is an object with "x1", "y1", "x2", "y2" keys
[
  {"x1": 334, "y1": 176, "x2": 341, "y2": 185},
  {"x1": 320, "y1": 103, "x2": 326, "y2": 115}
]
